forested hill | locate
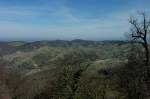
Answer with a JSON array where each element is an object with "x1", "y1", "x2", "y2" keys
[
  {"x1": 0, "y1": 39, "x2": 127, "y2": 55},
  {"x1": 20, "y1": 40, "x2": 127, "y2": 48}
]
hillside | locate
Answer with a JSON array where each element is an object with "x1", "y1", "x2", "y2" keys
[
  {"x1": 0, "y1": 40, "x2": 127, "y2": 55},
  {"x1": 0, "y1": 40, "x2": 148, "y2": 99}
]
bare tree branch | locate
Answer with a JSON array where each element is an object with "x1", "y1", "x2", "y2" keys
[
  {"x1": 129, "y1": 12, "x2": 150, "y2": 65},
  {"x1": 129, "y1": 17, "x2": 140, "y2": 33}
]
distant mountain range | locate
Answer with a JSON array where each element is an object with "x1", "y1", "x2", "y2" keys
[{"x1": 0, "y1": 39, "x2": 127, "y2": 55}]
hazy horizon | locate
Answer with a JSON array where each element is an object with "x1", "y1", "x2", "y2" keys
[
  {"x1": 0, "y1": 0, "x2": 150, "y2": 40},
  {"x1": 0, "y1": 36, "x2": 125, "y2": 42}
]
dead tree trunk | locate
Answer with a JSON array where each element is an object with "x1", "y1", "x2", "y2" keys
[{"x1": 143, "y1": 39, "x2": 149, "y2": 65}]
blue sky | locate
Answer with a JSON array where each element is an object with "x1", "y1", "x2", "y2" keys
[{"x1": 0, "y1": 0, "x2": 150, "y2": 41}]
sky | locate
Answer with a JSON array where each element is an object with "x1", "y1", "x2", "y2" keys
[{"x1": 0, "y1": 0, "x2": 150, "y2": 41}]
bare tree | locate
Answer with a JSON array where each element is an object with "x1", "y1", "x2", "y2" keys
[
  {"x1": 129, "y1": 12, "x2": 150, "y2": 98},
  {"x1": 129, "y1": 12, "x2": 150, "y2": 65}
]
